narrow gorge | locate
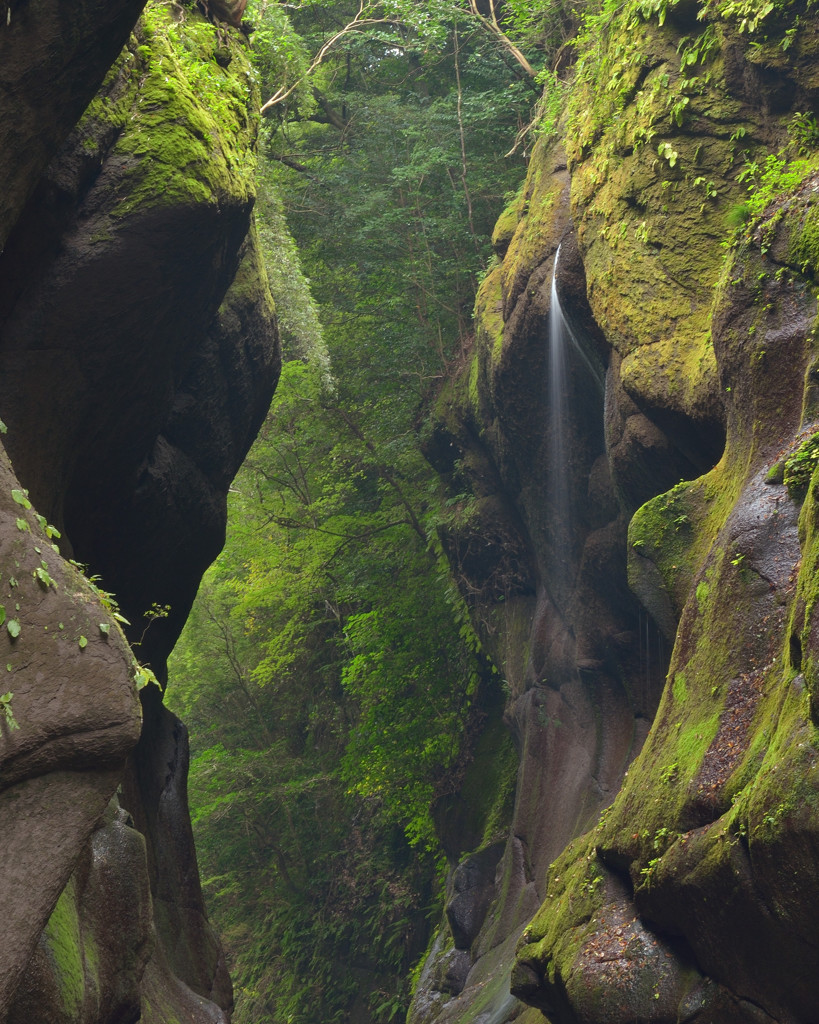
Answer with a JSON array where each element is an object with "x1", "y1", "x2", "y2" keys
[{"x1": 3, "y1": 0, "x2": 819, "y2": 1022}]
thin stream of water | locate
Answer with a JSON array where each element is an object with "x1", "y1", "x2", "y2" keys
[
  {"x1": 547, "y1": 246, "x2": 571, "y2": 583},
  {"x1": 547, "y1": 246, "x2": 606, "y2": 595}
]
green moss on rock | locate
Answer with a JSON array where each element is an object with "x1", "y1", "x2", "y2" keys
[
  {"x1": 79, "y1": 1, "x2": 259, "y2": 221},
  {"x1": 784, "y1": 430, "x2": 819, "y2": 501},
  {"x1": 491, "y1": 192, "x2": 524, "y2": 256},
  {"x1": 42, "y1": 877, "x2": 89, "y2": 1018},
  {"x1": 565, "y1": 8, "x2": 760, "y2": 437}
]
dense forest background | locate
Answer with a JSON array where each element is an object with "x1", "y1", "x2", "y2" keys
[{"x1": 166, "y1": 2, "x2": 545, "y2": 1019}]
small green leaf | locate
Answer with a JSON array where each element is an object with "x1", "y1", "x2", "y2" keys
[
  {"x1": 33, "y1": 565, "x2": 54, "y2": 588},
  {"x1": 10, "y1": 489, "x2": 31, "y2": 510},
  {"x1": 134, "y1": 665, "x2": 160, "y2": 691},
  {"x1": 5, "y1": 664, "x2": 10, "y2": 672},
  {"x1": 0, "y1": 691, "x2": 19, "y2": 730},
  {"x1": 0, "y1": 606, "x2": 6, "y2": 627},
  {"x1": 78, "y1": 635, "x2": 88, "y2": 649},
  {"x1": 7, "y1": 619, "x2": 21, "y2": 639},
  {"x1": 99, "y1": 623, "x2": 110, "y2": 636},
  {"x1": 15, "y1": 518, "x2": 29, "y2": 533},
  {"x1": 0, "y1": 419, "x2": 7, "y2": 434}
]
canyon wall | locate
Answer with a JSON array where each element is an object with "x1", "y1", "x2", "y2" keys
[
  {"x1": 413, "y1": 3, "x2": 819, "y2": 1022},
  {"x1": 0, "y1": 2, "x2": 279, "y2": 1020}
]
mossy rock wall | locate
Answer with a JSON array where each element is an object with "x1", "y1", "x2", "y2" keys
[
  {"x1": 0, "y1": 0, "x2": 146, "y2": 250},
  {"x1": 418, "y1": 1, "x2": 819, "y2": 1022},
  {"x1": 515, "y1": 176, "x2": 819, "y2": 1022}
]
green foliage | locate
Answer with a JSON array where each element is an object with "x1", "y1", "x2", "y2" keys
[
  {"x1": 162, "y1": 4, "x2": 541, "y2": 1019},
  {"x1": 566, "y1": 0, "x2": 803, "y2": 171},
  {"x1": 249, "y1": 0, "x2": 314, "y2": 110},
  {"x1": 169, "y1": 315, "x2": 491, "y2": 1020},
  {"x1": 533, "y1": 67, "x2": 567, "y2": 142},
  {"x1": 168, "y1": 360, "x2": 483, "y2": 1018},
  {"x1": 705, "y1": 0, "x2": 775, "y2": 32},
  {"x1": 738, "y1": 150, "x2": 817, "y2": 216},
  {"x1": 788, "y1": 111, "x2": 819, "y2": 154},
  {"x1": 273, "y1": 80, "x2": 527, "y2": 351},
  {"x1": 69, "y1": 561, "x2": 131, "y2": 626},
  {"x1": 784, "y1": 432, "x2": 819, "y2": 501},
  {"x1": 11, "y1": 487, "x2": 31, "y2": 510},
  {"x1": 0, "y1": 690, "x2": 19, "y2": 731},
  {"x1": 255, "y1": 160, "x2": 329, "y2": 370}
]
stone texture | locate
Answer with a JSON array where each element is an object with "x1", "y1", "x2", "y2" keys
[
  {"x1": 8, "y1": 797, "x2": 153, "y2": 1024},
  {"x1": 0, "y1": 451, "x2": 142, "y2": 1018},
  {"x1": 0, "y1": 0, "x2": 146, "y2": 251},
  {"x1": 123, "y1": 687, "x2": 232, "y2": 1011},
  {"x1": 0, "y1": 3, "x2": 279, "y2": 1020},
  {"x1": 416, "y1": 6, "x2": 819, "y2": 1024},
  {"x1": 446, "y1": 843, "x2": 505, "y2": 950}
]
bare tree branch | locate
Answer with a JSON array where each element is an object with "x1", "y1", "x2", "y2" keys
[
  {"x1": 464, "y1": 0, "x2": 537, "y2": 77},
  {"x1": 261, "y1": 0, "x2": 391, "y2": 114}
]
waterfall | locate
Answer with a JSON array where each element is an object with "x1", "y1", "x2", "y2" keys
[
  {"x1": 547, "y1": 246, "x2": 577, "y2": 593},
  {"x1": 548, "y1": 246, "x2": 570, "y2": 562},
  {"x1": 547, "y1": 246, "x2": 604, "y2": 594}
]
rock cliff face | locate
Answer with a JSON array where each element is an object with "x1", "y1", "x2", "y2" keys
[
  {"x1": 414, "y1": 3, "x2": 819, "y2": 1022},
  {"x1": 0, "y1": 2, "x2": 279, "y2": 1021}
]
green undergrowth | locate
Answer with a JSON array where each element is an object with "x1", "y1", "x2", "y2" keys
[{"x1": 784, "y1": 430, "x2": 819, "y2": 499}]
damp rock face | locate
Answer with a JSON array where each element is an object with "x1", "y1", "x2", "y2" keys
[
  {"x1": 0, "y1": 3, "x2": 279, "y2": 1021},
  {"x1": 413, "y1": 3, "x2": 819, "y2": 1023}
]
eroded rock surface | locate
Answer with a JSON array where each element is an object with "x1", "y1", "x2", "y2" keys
[
  {"x1": 414, "y1": 3, "x2": 819, "y2": 1023},
  {"x1": 0, "y1": 0, "x2": 146, "y2": 250},
  {"x1": 0, "y1": 450, "x2": 142, "y2": 1018},
  {"x1": 0, "y1": 3, "x2": 279, "y2": 1020}
]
